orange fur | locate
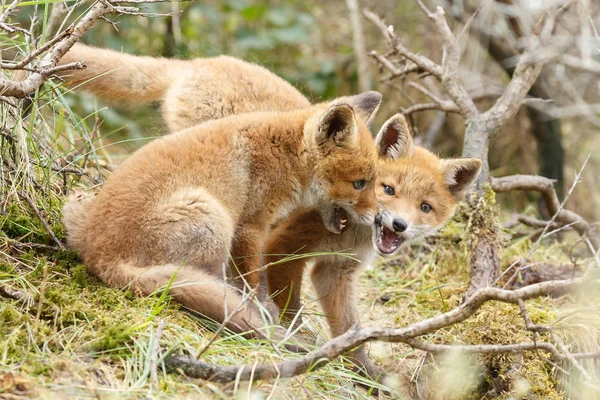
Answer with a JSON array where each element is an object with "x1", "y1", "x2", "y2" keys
[
  {"x1": 265, "y1": 115, "x2": 481, "y2": 377},
  {"x1": 63, "y1": 102, "x2": 381, "y2": 348},
  {"x1": 58, "y1": 43, "x2": 311, "y2": 131}
]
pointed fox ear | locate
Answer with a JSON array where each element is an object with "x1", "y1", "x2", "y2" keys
[
  {"x1": 374, "y1": 114, "x2": 413, "y2": 160},
  {"x1": 316, "y1": 104, "x2": 358, "y2": 148},
  {"x1": 439, "y1": 158, "x2": 482, "y2": 200},
  {"x1": 343, "y1": 91, "x2": 382, "y2": 126}
]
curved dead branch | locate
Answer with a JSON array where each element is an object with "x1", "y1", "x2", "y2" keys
[
  {"x1": 165, "y1": 277, "x2": 599, "y2": 384},
  {"x1": 0, "y1": 0, "x2": 183, "y2": 98}
]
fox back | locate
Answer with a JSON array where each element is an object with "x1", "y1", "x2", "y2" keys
[{"x1": 58, "y1": 43, "x2": 311, "y2": 131}]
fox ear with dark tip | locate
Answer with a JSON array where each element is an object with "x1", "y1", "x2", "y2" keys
[
  {"x1": 341, "y1": 91, "x2": 382, "y2": 126},
  {"x1": 316, "y1": 103, "x2": 358, "y2": 149},
  {"x1": 374, "y1": 114, "x2": 413, "y2": 160},
  {"x1": 439, "y1": 158, "x2": 482, "y2": 201}
]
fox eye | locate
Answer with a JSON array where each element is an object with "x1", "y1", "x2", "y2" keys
[
  {"x1": 383, "y1": 184, "x2": 395, "y2": 196},
  {"x1": 352, "y1": 180, "x2": 366, "y2": 190},
  {"x1": 420, "y1": 203, "x2": 432, "y2": 213}
]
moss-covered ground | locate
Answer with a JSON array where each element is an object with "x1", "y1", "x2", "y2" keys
[{"x1": 2, "y1": 192, "x2": 597, "y2": 399}]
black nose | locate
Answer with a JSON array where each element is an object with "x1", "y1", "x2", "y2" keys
[
  {"x1": 392, "y1": 218, "x2": 407, "y2": 232},
  {"x1": 374, "y1": 214, "x2": 382, "y2": 225}
]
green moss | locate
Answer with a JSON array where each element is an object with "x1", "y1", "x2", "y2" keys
[
  {"x1": 449, "y1": 301, "x2": 560, "y2": 399},
  {"x1": 69, "y1": 263, "x2": 95, "y2": 287},
  {"x1": 0, "y1": 202, "x2": 51, "y2": 244},
  {"x1": 0, "y1": 303, "x2": 25, "y2": 325},
  {"x1": 89, "y1": 321, "x2": 136, "y2": 354}
]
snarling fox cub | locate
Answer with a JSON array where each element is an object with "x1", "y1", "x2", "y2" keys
[
  {"x1": 63, "y1": 95, "x2": 386, "y2": 348},
  {"x1": 265, "y1": 116, "x2": 481, "y2": 377}
]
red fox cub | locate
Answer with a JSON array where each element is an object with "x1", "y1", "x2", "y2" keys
[
  {"x1": 63, "y1": 91, "x2": 386, "y2": 347},
  {"x1": 265, "y1": 115, "x2": 481, "y2": 378}
]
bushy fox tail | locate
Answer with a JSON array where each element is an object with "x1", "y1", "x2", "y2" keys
[
  {"x1": 63, "y1": 190, "x2": 96, "y2": 254},
  {"x1": 57, "y1": 43, "x2": 183, "y2": 104},
  {"x1": 99, "y1": 261, "x2": 308, "y2": 351}
]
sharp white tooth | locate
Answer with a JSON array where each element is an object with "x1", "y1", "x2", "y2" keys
[{"x1": 340, "y1": 219, "x2": 347, "y2": 223}]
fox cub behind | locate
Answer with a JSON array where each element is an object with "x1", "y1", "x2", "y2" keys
[{"x1": 58, "y1": 43, "x2": 318, "y2": 131}]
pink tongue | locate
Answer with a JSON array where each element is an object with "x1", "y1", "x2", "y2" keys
[{"x1": 381, "y1": 227, "x2": 397, "y2": 252}]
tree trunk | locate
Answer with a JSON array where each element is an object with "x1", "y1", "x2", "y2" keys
[
  {"x1": 525, "y1": 96, "x2": 564, "y2": 199},
  {"x1": 463, "y1": 194, "x2": 502, "y2": 299},
  {"x1": 461, "y1": 118, "x2": 490, "y2": 187},
  {"x1": 461, "y1": 118, "x2": 501, "y2": 296}
]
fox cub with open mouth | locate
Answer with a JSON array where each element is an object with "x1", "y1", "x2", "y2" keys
[
  {"x1": 63, "y1": 97, "x2": 384, "y2": 350},
  {"x1": 265, "y1": 115, "x2": 481, "y2": 378}
]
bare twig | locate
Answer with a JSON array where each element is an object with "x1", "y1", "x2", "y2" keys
[
  {"x1": 1, "y1": 27, "x2": 75, "y2": 70},
  {"x1": 0, "y1": 0, "x2": 22, "y2": 24},
  {"x1": 491, "y1": 174, "x2": 592, "y2": 241},
  {"x1": 0, "y1": 284, "x2": 35, "y2": 306},
  {"x1": 0, "y1": 0, "x2": 181, "y2": 98},
  {"x1": 165, "y1": 277, "x2": 598, "y2": 383},
  {"x1": 495, "y1": 158, "x2": 597, "y2": 289},
  {"x1": 369, "y1": 51, "x2": 423, "y2": 78},
  {"x1": 45, "y1": 1, "x2": 69, "y2": 38},
  {"x1": 345, "y1": 0, "x2": 372, "y2": 92},
  {"x1": 150, "y1": 320, "x2": 166, "y2": 390},
  {"x1": 402, "y1": 102, "x2": 461, "y2": 116},
  {"x1": 0, "y1": 0, "x2": 27, "y2": 34},
  {"x1": 363, "y1": 10, "x2": 444, "y2": 78},
  {"x1": 405, "y1": 337, "x2": 563, "y2": 359},
  {"x1": 7, "y1": 240, "x2": 60, "y2": 251},
  {"x1": 17, "y1": 191, "x2": 66, "y2": 250},
  {"x1": 196, "y1": 288, "x2": 258, "y2": 360}
]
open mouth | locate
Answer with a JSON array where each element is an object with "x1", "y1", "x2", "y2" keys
[
  {"x1": 331, "y1": 206, "x2": 348, "y2": 233},
  {"x1": 374, "y1": 223, "x2": 405, "y2": 255}
]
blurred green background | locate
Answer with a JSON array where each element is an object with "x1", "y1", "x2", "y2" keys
[{"x1": 11, "y1": 0, "x2": 597, "y2": 220}]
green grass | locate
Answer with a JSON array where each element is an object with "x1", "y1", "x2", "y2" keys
[{"x1": 2, "y1": 5, "x2": 599, "y2": 399}]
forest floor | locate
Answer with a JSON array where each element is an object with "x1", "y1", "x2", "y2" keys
[{"x1": 1, "y1": 196, "x2": 595, "y2": 399}]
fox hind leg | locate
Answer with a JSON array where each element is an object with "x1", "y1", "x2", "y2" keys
[{"x1": 148, "y1": 187, "x2": 235, "y2": 273}]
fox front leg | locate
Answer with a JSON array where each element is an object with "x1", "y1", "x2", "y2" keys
[{"x1": 311, "y1": 259, "x2": 384, "y2": 383}]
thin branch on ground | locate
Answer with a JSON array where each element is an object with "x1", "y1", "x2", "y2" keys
[
  {"x1": 494, "y1": 157, "x2": 597, "y2": 288},
  {"x1": 195, "y1": 288, "x2": 258, "y2": 360},
  {"x1": 150, "y1": 320, "x2": 166, "y2": 390},
  {"x1": 17, "y1": 191, "x2": 66, "y2": 250},
  {"x1": 165, "y1": 277, "x2": 600, "y2": 384},
  {"x1": 491, "y1": 167, "x2": 597, "y2": 249},
  {"x1": 0, "y1": 284, "x2": 35, "y2": 306}
]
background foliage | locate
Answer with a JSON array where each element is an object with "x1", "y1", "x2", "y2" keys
[{"x1": 1, "y1": 0, "x2": 599, "y2": 398}]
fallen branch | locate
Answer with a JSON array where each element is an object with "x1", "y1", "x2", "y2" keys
[
  {"x1": 17, "y1": 191, "x2": 66, "y2": 250},
  {"x1": 165, "y1": 277, "x2": 598, "y2": 384},
  {"x1": 0, "y1": 284, "x2": 35, "y2": 306}
]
